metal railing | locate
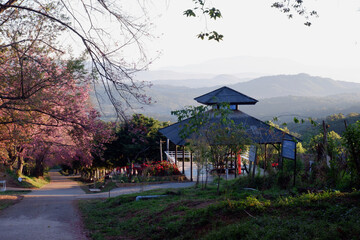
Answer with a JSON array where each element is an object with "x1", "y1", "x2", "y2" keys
[{"x1": 165, "y1": 151, "x2": 192, "y2": 159}]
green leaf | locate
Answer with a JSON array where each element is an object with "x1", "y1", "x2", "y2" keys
[{"x1": 183, "y1": 9, "x2": 196, "y2": 17}]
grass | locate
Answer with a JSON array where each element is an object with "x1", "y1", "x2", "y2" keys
[
  {"x1": 0, "y1": 190, "x2": 31, "y2": 211},
  {"x1": 5, "y1": 169, "x2": 50, "y2": 188},
  {"x1": 78, "y1": 177, "x2": 360, "y2": 240},
  {"x1": 18, "y1": 174, "x2": 50, "y2": 188}
]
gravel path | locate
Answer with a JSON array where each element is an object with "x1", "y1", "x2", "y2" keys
[{"x1": 0, "y1": 171, "x2": 195, "y2": 240}]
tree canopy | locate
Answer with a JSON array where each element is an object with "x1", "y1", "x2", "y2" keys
[{"x1": 0, "y1": 0, "x2": 152, "y2": 119}]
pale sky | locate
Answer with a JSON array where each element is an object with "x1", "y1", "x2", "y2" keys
[{"x1": 143, "y1": 0, "x2": 360, "y2": 82}]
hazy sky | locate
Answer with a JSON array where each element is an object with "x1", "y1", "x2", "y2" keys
[{"x1": 144, "y1": 0, "x2": 360, "y2": 82}]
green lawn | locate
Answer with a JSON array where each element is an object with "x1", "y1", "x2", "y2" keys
[
  {"x1": 79, "y1": 179, "x2": 360, "y2": 240},
  {"x1": 5, "y1": 169, "x2": 50, "y2": 188}
]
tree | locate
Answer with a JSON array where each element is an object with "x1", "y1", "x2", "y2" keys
[
  {"x1": 309, "y1": 130, "x2": 346, "y2": 187},
  {"x1": 343, "y1": 121, "x2": 360, "y2": 186},
  {"x1": 185, "y1": 0, "x2": 318, "y2": 41},
  {"x1": 0, "y1": 1, "x2": 152, "y2": 119},
  {"x1": 104, "y1": 114, "x2": 168, "y2": 168},
  {"x1": 271, "y1": 0, "x2": 318, "y2": 26},
  {"x1": 0, "y1": 43, "x2": 114, "y2": 176},
  {"x1": 172, "y1": 104, "x2": 251, "y2": 193}
]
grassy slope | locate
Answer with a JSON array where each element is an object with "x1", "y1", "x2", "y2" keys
[
  {"x1": 79, "y1": 179, "x2": 360, "y2": 240},
  {"x1": 4, "y1": 169, "x2": 50, "y2": 188}
]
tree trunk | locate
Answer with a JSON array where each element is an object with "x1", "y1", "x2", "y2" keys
[
  {"x1": 34, "y1": 156, "x2": 44, "y2": 177},
  {"x1": 217, "y1": 174, "x2": 221, "y2": 195},
  {"x1": 16, "y1": 156, "x2": 24, "y2": 176}
]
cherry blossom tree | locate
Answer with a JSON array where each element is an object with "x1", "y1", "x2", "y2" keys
[
  {"x1": 0, "y1": 44, "x2": 114, "y2": 176},
  {"x1": 0, "y1": 1, "x2": 152, "y2": 119}
]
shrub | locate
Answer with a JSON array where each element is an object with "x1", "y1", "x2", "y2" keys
[{"x1": 143, "y1": 161, "x2": 181, "y2": 176}]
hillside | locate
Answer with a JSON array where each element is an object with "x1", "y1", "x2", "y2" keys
[
  {"x1": 285, "y1": 113, "x2": 360, "y2": 144},
  {"x1": 240, "y1": 93, "x2": 360, "y2": 122},
  {"x1": 233, "y1": 73, "x2": 360, "y2": 99},
  {"x1": 92, "y1": 73, "x2": 360, "y2": 122}
]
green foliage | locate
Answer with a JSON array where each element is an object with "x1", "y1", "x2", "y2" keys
[
  {"x1": 197, "y1": 31, "x2": 224, "y2": 42},
  {"x1": 343, "y1": 121, "x2": 360, "y2": 186},
  {"x1": 172, "y1": 104, "x2": 251, "y2": 192},
  {"x1": 171, "y1": 105, "x2": 210, "y2": 138},
  {"x1": 5, "y1": 169, "x2": 50, "y2": 188},
  {"x1": 79, "y1": 184, "x2": 360, "y2": 240},
  {"x1": 309, "y1": 131, "x2": 342, "y2": 158},
  {"x1": 272, "y1": 1, "x2": 318, "y2": 26},
  {"x1": 287, "y1": 113, "x2": 360, "y2": 145},
  {"x1": 183, "y1": 0, "x2": 223, "y2": 42},
  {"x1": 276, "y1": 190, "x2": 342, "y2": 207},
  {"x1": 103, "y1": 114, "x2": 168, "y2": 167}
]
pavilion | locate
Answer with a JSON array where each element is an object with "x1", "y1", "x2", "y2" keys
[{"x1": 159, "y1": 86, "x2": 297, "y2": 180}]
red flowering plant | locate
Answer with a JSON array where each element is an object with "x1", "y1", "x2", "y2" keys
[
  {"x1": 272, "y1": 162, "x2": 279, "y2": 168},
  {"x1": 144, "y1": 161, "x2": 181, "y2": 176}
]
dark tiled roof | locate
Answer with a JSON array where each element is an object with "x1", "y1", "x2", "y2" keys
[
  {"x1": 194, "y1": 86, "x2": 258, "y2": 105},
  {"x1": 159, "y1": 110, "x2": 298, "y2": 146}
]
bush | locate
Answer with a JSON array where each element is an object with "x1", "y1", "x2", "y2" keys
[{"x1": 143, "y1": 161, "x2": 181, "y2": 176}]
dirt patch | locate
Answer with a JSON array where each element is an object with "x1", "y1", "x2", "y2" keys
[{"x1": 182, "y1": 199, "x2": 215, "y2": 209}]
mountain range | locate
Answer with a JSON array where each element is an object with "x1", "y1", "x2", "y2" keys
[{"x1": 93, "y1": 73, "x2": 360, "y2": 123}]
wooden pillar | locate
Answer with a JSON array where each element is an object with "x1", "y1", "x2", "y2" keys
[
  {"x1": 175, "y1": 145, "x2": 178, "y2": 165},
  {"x1": 190, "y1": 152, "x2": 193, "y2": 182},
  {"x1": 160, "y1": 140, "x2": 163, "y2": 161},
  {"x1": 182, "y1": 146, "x2": 185, "y2": 175},
  {"x1": 166, "y1": 139, "x2": 170, "y2": 161}
]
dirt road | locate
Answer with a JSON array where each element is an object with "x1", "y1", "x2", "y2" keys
[
  {"x1": 0, "y1": 171, "x2": 87, "y2": 240},
  {"x1": 0, "y1": 171, "x2": 195, "y2": 240}
]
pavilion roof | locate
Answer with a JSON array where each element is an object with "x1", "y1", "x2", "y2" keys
[
  {"x1": 159, "y1": 110, "x2": 297, "y2": 146},
  {"x1": 194, "y1": 86, "x2": 258, "y2": 105}
]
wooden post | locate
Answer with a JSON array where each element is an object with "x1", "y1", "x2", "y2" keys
[
  {"x1": 166, "y1": 139, "x2": 170, "y2": 160},
  {"x1": 175, "y1": 145, "x2": 178, "y2": 165},
  {"x1": 182, "y1": 146, "x2": 185, "y2": 175},
  {"x1": 160, "y1": 140, "x2": 163, "y2": 161},
  {"x1": 249, "y1": 161, "x2": 253, "y2": 177},
  {"x1": 190, "y1": 152, "x2": 193, "y2": 182}
]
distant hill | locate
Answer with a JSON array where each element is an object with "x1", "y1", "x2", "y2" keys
[
  {"x1": 232, "y1": 73, "x2": 360, "y2": 99},
  {"x1": 157, "y1": 55, "x2": 360, "y2": 83},
  {"x1": 92, "y1": 73, "x2": 360, "y2": 122},
  {"x1": 240, "y1": 93, "x2": 360, "y2": 122}
]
